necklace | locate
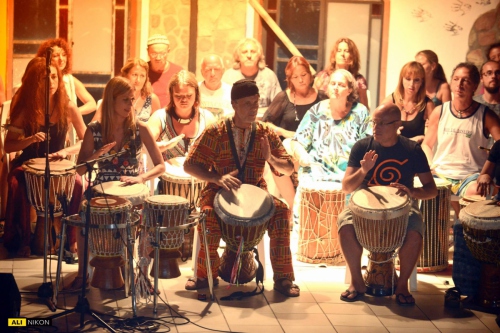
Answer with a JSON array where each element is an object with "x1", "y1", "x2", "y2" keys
[
  {"x1": 400, "y1": 99, "x2": 417, "y2": 115},
  {"x1": 172, "y1": 108, "x2": 196, "y2": 124},
  {"x1": 453, "y1": 101, "x2": 473, "y2": 118},
  {"x1": 133, "y1": 96, "x2": 141, "y2": 113}
]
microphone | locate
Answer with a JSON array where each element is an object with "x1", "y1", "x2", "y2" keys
[{"x1": 46, "y1": 47, "x2": 53, "y2": 67}]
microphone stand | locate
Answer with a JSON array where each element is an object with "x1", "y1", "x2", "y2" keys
[
  {"x1": 49, "y1": 149, "x2": 132, "y2": 332},
  {"x1": 37, "y1": 47, "x2": 56, "y2": 312}
]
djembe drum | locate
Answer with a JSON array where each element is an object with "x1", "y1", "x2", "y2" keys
[
  {"x1": 460, "y1": 200, "x2": 500, "y2": 309},
  {"x1": 23, "y1": 158, "x2": 76, "y2": 255},
  {"x1": 92, "y1": 181, "x2": 150, "y2": 206},
  {"x1": 143, "y1": 195, "x2": 190, "y2": 279},
  {"x1": 349, "y1": 186, "x2": 411, "y2": 296},
  {"x1": 214, "y1": 184, "x2": 275, "y2": 284},
  {"x1": 297, "y1": 181, "x2": 345, "y2": 264},
  {"x1": 84, "y1": 196, "x2": 139, "y2": 290},
  {"x1": 160, "y1": 157, "x2": 207, "y2": 258},
  {"x1": 414, "y1": 177, "x2": 451, "y2": 272},
  {"x1": 459, "y1": 194, "x2": 485, "y2": 210}
]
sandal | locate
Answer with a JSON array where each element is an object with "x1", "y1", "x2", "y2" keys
[
  {"x1": 185, "y1": 277, "x2": 219, "y2": 290},
  {"x1": 396, "y1": 293, "x2": 415, "y2": 306},
  {"x1": 273, "y1": 278, "x2": 300, "y2": 297},
  {"x1": 340, "y1": 289, "x2": 365, "y2": 302},
  {"x1": 444, "y1": 287, "x2": 462, "y2": 308}
]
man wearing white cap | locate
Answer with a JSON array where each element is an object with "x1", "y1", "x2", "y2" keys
[{"x1": 147, "y1": 34, "x2": 183, "y2": 107}]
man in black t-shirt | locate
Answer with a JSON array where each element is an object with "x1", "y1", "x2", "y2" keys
[{"x1": 339, "y1": 103, "x2": 437, "y2": 305}]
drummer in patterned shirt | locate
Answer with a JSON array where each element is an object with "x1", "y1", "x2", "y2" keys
[
  {"x1": 339, "y1": 103, "x2": 437, "y2": 305},
  {"x1": 183, "y1": 79, "x2": 300, "y2": 297}
]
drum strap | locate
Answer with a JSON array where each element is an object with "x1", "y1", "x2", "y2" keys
[
  {"x1": 220, "y1": 247, "x2": 264, "y2": 301},
  {"x1": 225, "y1": 119, "x2": 257, "y2": 182}
]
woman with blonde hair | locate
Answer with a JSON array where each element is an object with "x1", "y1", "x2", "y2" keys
[
  {"x1": 121, "y1": 58, "x2": 161, "y2": 121},
  {"x1": 314, "y1": 37, "x2": 368, "y2": 109},
  {"x1": 67, "y1": 76, "x2": 165, "y2": 290},
  {"x1": 415, "y1": 50, "x2": 451, "y2": 107},
  {"x1": 382, "y1": 61, "x2": 434, "y2": 143}
]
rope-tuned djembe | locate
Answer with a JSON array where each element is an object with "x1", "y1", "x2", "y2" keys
[
  {"x1": 349, "y1": 186, "x2": 411, "y2": 296},
  {"x1": 297, "y1": 181, "x2": 345, "y2": 264},
  {"x1": 460, "y1": 200, "x2": 500, "y2": 309},
  {"x1": 414, "y1": 177, "x2": 451, "y2": 272},
  {"x1": 214, "y1": 184, "x2": 275, "y2": 285}
]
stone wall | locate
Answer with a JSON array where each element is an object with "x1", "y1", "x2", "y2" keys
[
  {"x1": 149, "y1": 0, "x2": 191, "y2": 70},
  {"x1": 149, "y1": 0, "x2": 248, "y2": 80},
  {"x1": 467, "y1": 2, "x2": 500, "y2": 66}
]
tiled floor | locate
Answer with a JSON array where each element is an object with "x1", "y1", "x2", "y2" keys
[{"x1": 1, "y1": 230, "x2": 499, "y2": 333}]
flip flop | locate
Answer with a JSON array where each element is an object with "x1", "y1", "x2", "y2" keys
[
  {"x1": 444, "y1": 287, "x2": 461, "y2": 308},
  {"x1": 340, "y1": 289, "x2": 364, "y2": 302},
  {"x1": 185, "y1": 277, "x2": 219, "y2": 290},
  {"x1": 273, "y1": 278, "x2": 300, "y2": 297},
  {"x1": 396, "y1": 293, "x2": 415, "y2": 306}
]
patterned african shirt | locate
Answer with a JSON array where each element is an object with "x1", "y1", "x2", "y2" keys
[{"x1": 185, "y1": 118, "x2": 291, "y2": 205}]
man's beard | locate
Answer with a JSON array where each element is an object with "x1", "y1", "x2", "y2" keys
[{"x1": 485, "y1": 84, "x2": 500, "y2": 95}]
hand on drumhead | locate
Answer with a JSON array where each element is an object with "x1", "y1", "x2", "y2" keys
[
  {"x1": 477, "y1": 174, "x2": 492, "y2": 197},
  {"x1": 389, "y1": 182, "x2": 411, "y2": 197},
  {"x1": 120, "y1": 175, "x2": 144, "y2": 185},
  {"x1": 217, "y1": 170, "x2": 241, "y2": 191},
  {"x1": 48, "y1": 150, "x2": 68, "y2": 161},
  {"x1": 360, "y1": 150, "x2": 378, "y2": 173}
]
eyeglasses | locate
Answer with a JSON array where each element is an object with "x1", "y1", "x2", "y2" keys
[
  {"x1": 482, "y1": 70, "x2": 500, "y2": 77},
  {"x1": 370, "y1": 119, "x2": 399, "y2": 127},
  {"x1": 150, "y1": 52, "x2": 168, "y2": 59}
]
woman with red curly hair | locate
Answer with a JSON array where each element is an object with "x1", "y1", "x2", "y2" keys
[{"x1": 37, "y1": 38, "x2": 96, "y2": 116}]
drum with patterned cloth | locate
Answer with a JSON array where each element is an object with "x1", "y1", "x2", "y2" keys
[
  {"x1": 414, "y1": 177, "x2": 451, "y2": 272},
  {"x1": 22, "y1": 158, "x2": 76, "y2": 255},
  {"x1": 92, "y1": 181, "x2": 150, "y2": 206},
  {"x1": 297, "y1": 181, "x2": 345, "y2": 264},
  {"x1": 143, "y1": 195, "x2": 190, "y2": 279},
  {"x1": 460, "y1": 200, "x2": 500, "y2": 309},
  {"x1": 349, "y1": 186, "x2": 411, "y2": 296},
  {"x1": 214, "y1": 184, "x2": 275, "y2": 284},
  {"x1": 84, "y1": 196, "x2": 139, "y2": 290}
]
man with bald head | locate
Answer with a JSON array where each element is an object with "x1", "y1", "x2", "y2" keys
[
  {"x1": 339, "y1": 103, "x2": 437, "y2": 305},
  {"x1": 199, "y1": 54, "x2": 233, "y2": 118}
]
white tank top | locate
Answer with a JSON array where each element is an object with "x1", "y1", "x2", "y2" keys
[{"x1": 433, "y1": 101, "x2": 490, "y2": 179}]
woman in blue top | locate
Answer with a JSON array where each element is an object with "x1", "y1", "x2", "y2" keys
[{"x1": 415, "y1": 50, "x2": 451, "y2": 107}]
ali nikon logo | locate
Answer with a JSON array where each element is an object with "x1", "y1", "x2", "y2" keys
[{"x1": 8, "y1": 318, "x2": 52, "y2": 327}]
